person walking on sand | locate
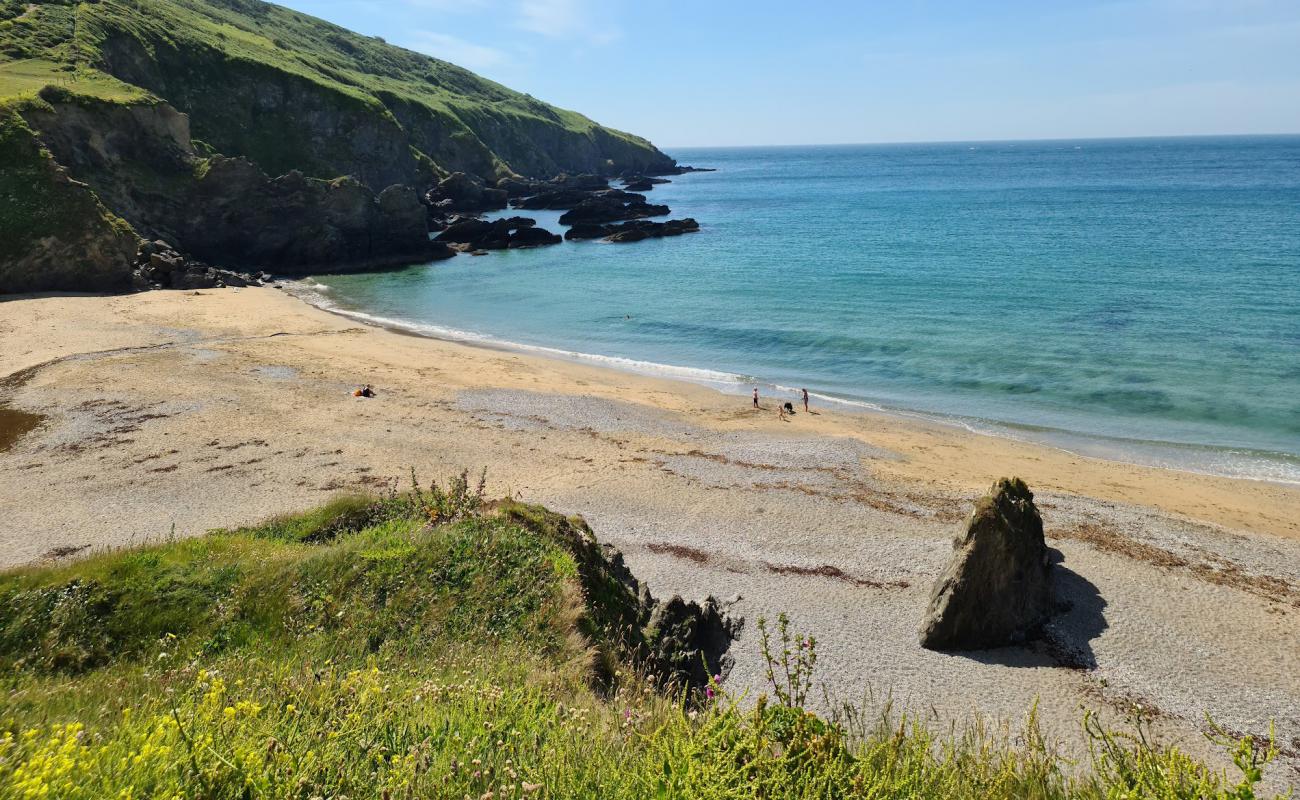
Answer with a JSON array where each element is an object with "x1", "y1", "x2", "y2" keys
[
  {"x1": 802, "y1": 388, "x2": 810, "y2": 413},
  {"x1": 753, "y1": 387, "x2": 759, "y2": 409}
]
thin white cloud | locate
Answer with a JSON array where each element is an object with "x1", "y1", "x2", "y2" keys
[
  {"x1": 516, "y1": 0, "x2": 621, "y2": 45},
  {"x1": 404, "y1": 31, "x2": 509, "y2": 71}
]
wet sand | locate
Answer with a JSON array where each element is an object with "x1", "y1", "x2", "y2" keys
[{"x1": 1, "y1": 287, "x2": 1297, "y2": 788}]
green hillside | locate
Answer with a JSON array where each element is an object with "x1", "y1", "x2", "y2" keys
[
  {"x1": 0, "y1": 0, "x2": 674, "y2": 186},
  {"x1": 0, "y1": 480, "x2": 1282, "y2": 798}
]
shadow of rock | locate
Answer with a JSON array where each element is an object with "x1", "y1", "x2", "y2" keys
[
  {"x1": 1041, "y1": 555, "x2": 1109, "y2": 670},
  {"x1": 934, "y1": 549, "x2": 1108, "y2": 670}
]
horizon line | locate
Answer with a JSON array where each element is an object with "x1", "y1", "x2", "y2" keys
[{"x1": 659, "y1": 130, "x2": 1300, "y2": 151}]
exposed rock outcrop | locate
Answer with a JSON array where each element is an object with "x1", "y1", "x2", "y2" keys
[
  {"x1": 512, "y1": 188, "x2": 600, "y2": 211},
  {"x1": 0, "y1": 109, "x2": 139, "y2": 294},
  {"x1": 565, "y1": 218, "x2": 700, "y2": 242},
  {"x1": 499, "y1": 503, "x2": 741, "y2": 692},
  {"x1": 131, "y1": 240, "x2": 269, "y2": 291},
  {"x1": 17, "y1": 97, "x2": 450, "y2": 277},
  {"x1": 620, "y1": 175, "x2": 670, "y2": 192},
  {"x1": 434, "y1": 216, "x2": 561, "y2": 251},
  {"x1": 424, "y1": 172, "x2": 508, "y2": 212},
  {"x1": 558, "y1": 194, "x2": 670, "y2": 225},
  {"x1": 919, "y1": 478, "x2": 1054, "y2": 651}
]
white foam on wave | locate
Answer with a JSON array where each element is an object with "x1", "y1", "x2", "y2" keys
[
  {"x1": 758, "y1": 384, "x2": 1300, "y2": 486},
  {"x1": 288, "y1": 280, "x2": 747, "y2": 387}
]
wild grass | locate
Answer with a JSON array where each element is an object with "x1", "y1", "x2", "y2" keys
[
  {"x1": 0, "y1": 0, "x2": 665, "y2": 181},
  {"x1": 0, "y1": 59, "x2": 150, "y2": 103},
  {"x1": 0, "y1": 475, "x2": 1287, "y2": 798}
]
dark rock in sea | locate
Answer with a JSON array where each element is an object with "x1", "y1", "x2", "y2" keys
[
  {"x1": 620, "y1": 175, "x2": 670, "y2": 192},
  {"x1": 605, "y1": 228, "x2": 649, "y2": 243},
  {"x1": 507, "y1": 226, "x2": 563, "y2": 248},
  {"x1": 567, "y1": 218, "x2": 700, "y2": 242},
  {"x1": 564, "y1": 223, "x2": 613, "y2": 241},
  {"x1": 435, "y1": 215, "x2": 558, "y2": 251},
  {"x1": 435, "y1": 218, "x2": 494, "y2": 244},
  {"x1": 558, "y1": 195, "x2": 670, "y2": 225},
  {"x1": 551, "y1": 173, "x2": 610, "y2": 191},
  {"x1": 512, "y1": 188, "x2": 595, "y2": 210},
  {"x1": 496, "y1": 216, "x2": 538, "y2": 230},
  {"x1": 919, "y1": 478, "x2": 1054, "y2": 651},
  {"x1": 637, "y1": 164, "x2": 715, "y2": 177},
  {"x1": 496, "y1": 176, "x2": 547, "y2": 198},
  {"x1": 424, "y1": 171, "x2": 509, "y2": 212}
]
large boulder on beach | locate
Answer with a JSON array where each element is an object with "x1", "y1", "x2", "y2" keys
[{"x1": 919, "y1": 477, "x2": 1053, "y2": 651}]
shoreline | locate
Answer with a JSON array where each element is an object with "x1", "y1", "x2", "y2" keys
[
  {"x1": 2, "y1": 286, "x2": 1297, "y2": 544},
  {"x1": 290, "y1": 278, "x2": 1300, "y2": 491},
  {"x1": 1, "y1": 287, "x2": 1298, "y2": 787}
]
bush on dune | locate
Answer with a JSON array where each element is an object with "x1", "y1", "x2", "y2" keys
[{"x1": 0, "y1": 474, "x2": 1284, "y2": 799}]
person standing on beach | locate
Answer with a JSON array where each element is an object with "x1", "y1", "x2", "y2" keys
[
  {"x1": 753, "y1": 387, "x2": 759, "y2": 409},
  {"x1": 802, "y1": 388, "x2": 810, "y2": 413}
]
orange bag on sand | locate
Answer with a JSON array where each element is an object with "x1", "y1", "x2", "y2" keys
[{"x1": 353, "y1": 389, "x2": 363, "y2": 397}]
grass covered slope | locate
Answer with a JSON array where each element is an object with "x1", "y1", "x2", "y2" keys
[
  {"x1": 0, "y1": 478, "x2": 1285, "y2": 798},
  {"x1": 0, "y1": 0, "x2": 674, "y2": 186}
]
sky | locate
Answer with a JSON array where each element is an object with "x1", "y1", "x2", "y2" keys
[{"x1": 277, "y1": 0, "x2": 1300, "y2": 147}]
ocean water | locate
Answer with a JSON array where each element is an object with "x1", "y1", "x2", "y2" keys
[{"x1": 303, "y1": 137, "x2": 1300, "y2": 483}]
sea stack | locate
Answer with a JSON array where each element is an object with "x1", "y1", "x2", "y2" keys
[{"x1": 919, "y1": 477, "x2": 1053, "y2": 651}]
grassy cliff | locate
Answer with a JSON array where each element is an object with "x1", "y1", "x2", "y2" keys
[
  {"x1": 0, "y1": 0, "x2": 676, "y2": 292},
  {"x1": 0, "y1": 0, "x2": 675, "y2": 185},
  {"x1": 0, "y1": 479, "x2": 1283, "y2": 798},
  {"x1": 0, "y1": 104, "x2": 138, "y2": 292}
]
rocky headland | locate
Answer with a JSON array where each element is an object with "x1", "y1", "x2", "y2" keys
[{"x1": 0, "y1": 0, "x2": 704, "y2": 295}]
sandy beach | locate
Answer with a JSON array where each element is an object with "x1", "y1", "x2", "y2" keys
[{"x1": 2, "y1": 287, "x2": 1298, "y2": 785}]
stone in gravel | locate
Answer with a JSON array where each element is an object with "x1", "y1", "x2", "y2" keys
[{"x1": 919, "y1": 477, "x2": 1053, "y2": 650}]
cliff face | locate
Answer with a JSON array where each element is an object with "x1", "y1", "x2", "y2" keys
[
  {"x1": 20, "y1": 94, "x2": 447, "y2": 273},
  {"x1": 68, "y1": 0, "x2": 676, "y2": 184},
  {"x1": 0, "y1": 0, "x2": 678, "y2": 292},
  {"x1": 0, "y1": 109, "x2": 138, "y2": 294}
]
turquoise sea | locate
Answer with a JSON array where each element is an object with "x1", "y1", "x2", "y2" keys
[{"x1": 303, "y1": 137, "x2": 1300, "y2": 484}]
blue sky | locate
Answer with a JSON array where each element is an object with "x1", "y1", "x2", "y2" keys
[{"x1": 279, "y1": 0, "x2": 1300, "y2": 147}]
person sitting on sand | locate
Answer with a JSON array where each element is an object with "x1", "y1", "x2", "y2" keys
[
  {"x1": 783, "y1": 401, "x2": 795, "y2": 415},
  {"x1": 353, "y1": 384, "x2": 375, "y2": 398}
]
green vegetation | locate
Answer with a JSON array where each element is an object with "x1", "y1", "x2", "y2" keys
[
  {"x1": 0, "y1": 58, "x2": 150, "y2": 103},
  {"x1": 0, "y1": 475, "x2": 1285, "y2": 798},
  {"x1": 1, "y1": 0, "x2": 672, "y2": 184},
  {"x1": 0, "y1": 105, "x2": 137, "y2": 292}
]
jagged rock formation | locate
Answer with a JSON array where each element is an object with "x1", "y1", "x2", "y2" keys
[
  {"x1": 499, "y1": 503, "x2": 741, "y2": 692},
  {"x1": 919, "y1": 478, "x2": 1054, "y2": 651},
  {"x1": 425, "y1": 173, "x2": 509, "y2": 213},
  {"x1": 16, "y1": 94, "x2": 449, "y2": 275},
  {"x1": 558, "y1": 193, "x2": 670, "y2": 225},
  {"x1": 0, "y1": 109, "x2": 139, "y2": 294},
  {"x1": 434, "y1": 216, "x2": 562, "y2": 251}
]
